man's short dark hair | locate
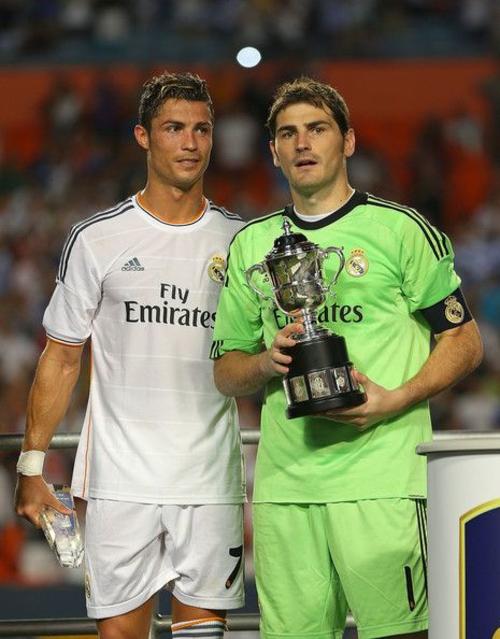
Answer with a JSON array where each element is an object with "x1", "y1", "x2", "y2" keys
[
  {"x1": 138, "y1": 72, "x2": 214, "y2": 133},
  {"x1": 267, "y1": 77, "x2": 350, "y2": 138}
]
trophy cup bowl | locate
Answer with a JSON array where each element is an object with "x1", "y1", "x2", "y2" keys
[{"x1": 246, "y1": 218, "x2": 366, "y2": 419}]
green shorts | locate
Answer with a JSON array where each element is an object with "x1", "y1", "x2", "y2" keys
[{"x1": 253, "y1": 499, "x2": 428, "y2": 639}]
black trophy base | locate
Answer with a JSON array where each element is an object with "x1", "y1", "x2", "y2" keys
[{"x1": 283, "y1": 333, "x2": 366, "y2": 419}]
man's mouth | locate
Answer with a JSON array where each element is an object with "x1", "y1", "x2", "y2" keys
[{"x1": 295, "y1": 158, "x2": 317, "y2": 167}]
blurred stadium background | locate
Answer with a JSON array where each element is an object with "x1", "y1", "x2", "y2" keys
[{"x1": 0, "y1": 1, "x2": 499, "y2": 636}]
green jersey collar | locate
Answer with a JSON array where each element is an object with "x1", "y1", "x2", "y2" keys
[{"x1": 285, "y1": 190, "x2": 368, "y2": 230}]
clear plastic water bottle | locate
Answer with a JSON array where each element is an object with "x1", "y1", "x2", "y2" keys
[{"x1": 40, "y1": 485, "x2": 84, "y2": 568}]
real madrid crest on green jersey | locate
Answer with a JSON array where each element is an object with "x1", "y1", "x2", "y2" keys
[
  {"x1": 345, "y1": 248, "x2": 369, "y2": 277},
  {"x1": 208, "y1": 254, "x2": 226, "y2": 284},
  {"x1": 444, "y1": 295, "x2": 465, "y2": 324}
]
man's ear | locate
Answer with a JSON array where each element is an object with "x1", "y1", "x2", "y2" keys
[
  {"x1": 134, "y1": 124, "x2": 149, "y2": 151},
  {"x1": 344, "y1": 128, "x2": 355, "y2": 158},
  {"x1": 270, "y1": 140, "x2": 280, "y2": 168}
]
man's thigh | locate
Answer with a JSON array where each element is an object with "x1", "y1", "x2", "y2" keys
[
  {"x1": 85, "y1": 499, "x2": 177, "y2": 619},
  {"x1": 253, "y1": 503, "x2": 348, "y2": 639},
  {"x1": 163, "y1": 503, "x2": 245, "y2": 611},
  {"x1": 325, "y1": 499, "x2": 428, "y2": 639}
]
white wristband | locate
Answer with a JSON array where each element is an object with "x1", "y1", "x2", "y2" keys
[{"x1": 16, "y1": 450, "x2": 46, "y2": 476}]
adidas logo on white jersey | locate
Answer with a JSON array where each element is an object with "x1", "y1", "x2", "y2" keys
[{"x1": 121, "y1": 257, "x2": 145, "y2": 271}]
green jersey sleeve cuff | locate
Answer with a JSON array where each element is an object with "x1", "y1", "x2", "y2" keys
[{"x1": 210, "y1": 339, "x2": 262, "y2": 360}]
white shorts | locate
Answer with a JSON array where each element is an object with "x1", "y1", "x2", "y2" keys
[{"x1": 84, "y1": 499, "x2": 245, "y2": 619}]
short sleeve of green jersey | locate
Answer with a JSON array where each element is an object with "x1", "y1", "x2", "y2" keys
[
  {"x1": 212, "y1": 235, "x2": 263, "y2": 357},
  {"x1": 400, "y1": 214, "x2": 461, "y2": 313}
]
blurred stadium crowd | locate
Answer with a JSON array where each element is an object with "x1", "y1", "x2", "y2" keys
[
  {"x1": 1, "y1": 0, "x2": 500, "y2": 63},
  {"x1": 0, "y1": 0, "x2": 499, "y2": 589}
]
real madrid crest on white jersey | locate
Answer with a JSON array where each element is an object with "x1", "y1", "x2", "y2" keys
[
  {"x1": 345, "y1": 248, "x2": 369, "y2": 277},
  {"x1": 208, "y1": 254, "x2": 226, "y2": 284}
]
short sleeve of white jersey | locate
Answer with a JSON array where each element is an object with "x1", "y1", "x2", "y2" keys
[
  {"x1": 43, "y1": 232, "x2": 102, "y2": 344},
  {"x1": 399, "y1": 216, "x2": 461, "y2": 314}
]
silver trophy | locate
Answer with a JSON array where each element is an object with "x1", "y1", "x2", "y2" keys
[
  {"x1": 246, "y1": 217, "x2": 366, "y2": 419},
  {"x1": 40, "y1": 485, "x2": 84, "y2": 568}
]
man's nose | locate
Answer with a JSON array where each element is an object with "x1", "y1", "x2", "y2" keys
[
  {"x1": 182, "y1": 129, "x2": 197, "y2": 150},
  {"x1": 296, "y1": 131, "x2": 311, "y2": 151}
]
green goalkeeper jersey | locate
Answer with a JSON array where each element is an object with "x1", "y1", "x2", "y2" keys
[{"x1": 212, "y1": 191, "x2": 461, "y2": 503}]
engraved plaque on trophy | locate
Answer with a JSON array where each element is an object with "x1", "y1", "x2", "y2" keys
[{"x1": 245, "y1": 217, "x2": 366, "y2": 419}]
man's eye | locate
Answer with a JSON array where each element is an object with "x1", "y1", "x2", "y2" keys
[{"x1": 166, "y1": 125, "x2": 181, "y2": 133}]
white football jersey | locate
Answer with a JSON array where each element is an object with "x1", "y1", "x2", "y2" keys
[{"x1": 43, "y1": 195, "x2": 246, "y2": 504}]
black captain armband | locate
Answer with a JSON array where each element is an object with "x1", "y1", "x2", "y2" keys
[{"x1": 420, "y1": 288, "x2": 473, "y2": 334}]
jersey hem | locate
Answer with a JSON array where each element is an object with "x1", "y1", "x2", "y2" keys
[
  {"x1": 260, "y1": 631, "x2": 343, "y2": 639},
  {"x1": 77, "y1": 488, "x2": 246, "y2": 504},
  {"x1": 252, "y1": 493, "x2": 426, "y2": 504}
]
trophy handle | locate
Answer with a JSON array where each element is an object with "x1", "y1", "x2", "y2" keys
[
  {"x1": 320, "y1": 246, "x2": 345, "y2": 293},
  {"x1": 245, "y1": 262, "x2": 274, "y2": 301}
]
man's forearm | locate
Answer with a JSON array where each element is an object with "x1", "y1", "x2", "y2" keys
[
  {"x1": 214, "y1": 323, "x2": 303, "y2": 397},
  {"x1": 214, "y1": 350, "x2": 275, "y2": 397},
  {"x1": 322, "y1": 320, "x2": 483, "y2": 431},
  {"x1": 16, "y1": 340, "x2": 82, "y2": 525},
  {"x1": 397, "y1": 320, "x2": 483, "y2": 411},
  {"x1": 23, "y1": 342, "x2": 83, "y2": 451}
]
